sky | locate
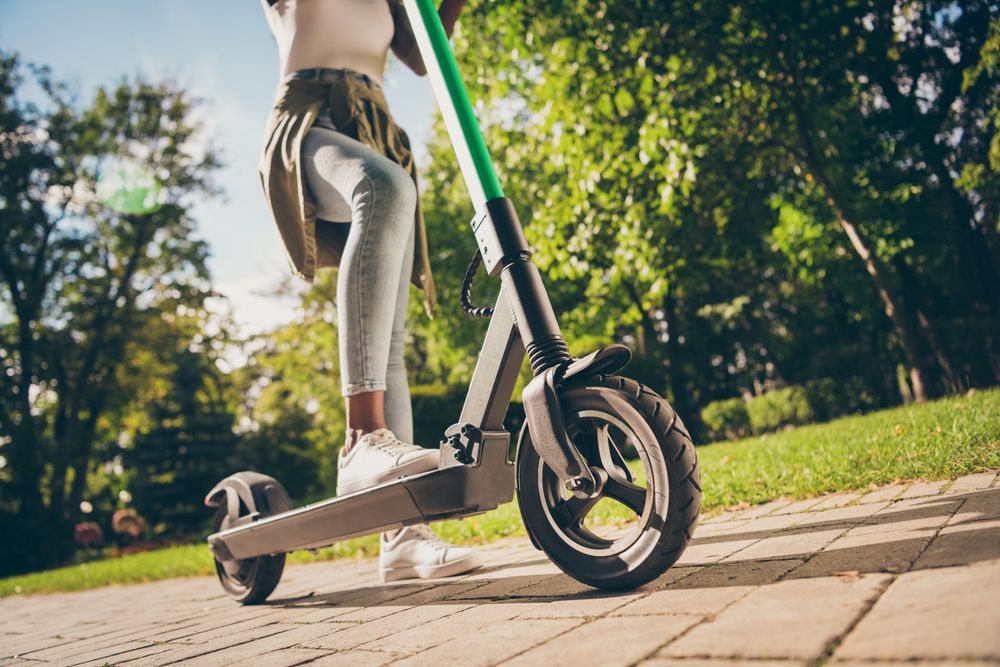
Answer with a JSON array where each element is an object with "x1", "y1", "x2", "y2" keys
[{"x1": 0, "y1": 0, "x2": 440, "y2": 335}]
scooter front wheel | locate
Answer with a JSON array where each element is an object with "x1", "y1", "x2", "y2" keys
[{"x1": 516, "y1": 375, "x2": 700, "y2": 590}]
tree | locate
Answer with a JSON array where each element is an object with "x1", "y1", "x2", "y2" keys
[
  {"x1": 414, "y1": 0, "x2": 999, "y2": 417},
  {"x1": 127, "y1": 350, "x2": 239, "y2": 536},
  {"x1": 0, "y1": 52, "x2": 220, "y2": 570}
]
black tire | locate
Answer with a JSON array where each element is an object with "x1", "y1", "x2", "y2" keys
[
  {"x1": 212, "y1": 502, "x2": 285, "y2": 605},
  {"x1": 516, "y1": 374, "x2": 701, "y2": 590}
]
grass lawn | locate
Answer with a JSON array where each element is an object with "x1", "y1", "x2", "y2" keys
[{"x1": 3, "y1": 386, "x2": 998, "y2": 597}]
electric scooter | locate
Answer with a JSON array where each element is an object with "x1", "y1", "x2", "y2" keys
[{"x1": 205, "y1": 0, "x2": 701, "y2": 604}]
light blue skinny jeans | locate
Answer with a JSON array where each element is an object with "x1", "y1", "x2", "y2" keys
[{"x1": 301, "y1": 112, "x2": 416, "y2": 445}]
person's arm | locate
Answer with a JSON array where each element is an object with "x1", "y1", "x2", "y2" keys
[{"x1": 390, "y1": 0, "x2": 468, "y2": 77}]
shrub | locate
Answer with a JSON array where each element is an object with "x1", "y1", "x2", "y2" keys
[
  {"x1": 701, "y1": 398, "x2": 751, "y2": 441},
  {"x1": 410, "y1": 383, "x2": 525, "y2": 455},
  {"x1": 410, "y1": 384, "x2": 468, "y2": 448},
  {"x1": 747, "y1": 386, "x2": 815, "y2": 434}
]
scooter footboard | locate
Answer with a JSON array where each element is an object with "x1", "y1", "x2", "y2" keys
[{"x1": 208, "y1": 432, "x2": 513, "y2": 562}]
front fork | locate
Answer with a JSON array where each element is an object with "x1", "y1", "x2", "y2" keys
[{"x1": 474, "y1": 198, "x2": 632, "y2": 499}]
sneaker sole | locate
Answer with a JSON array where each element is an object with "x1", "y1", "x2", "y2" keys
[
  {"x1": 379, "y1": 552, "x2": 484, "y2": 583},
  {"x1": 336, "y1": 450, "x2": 439, "y2": 496}
]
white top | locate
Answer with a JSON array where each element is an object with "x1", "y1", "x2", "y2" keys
[{"x1": 262, "y1": 0, "x2": 396, "y2": 83}]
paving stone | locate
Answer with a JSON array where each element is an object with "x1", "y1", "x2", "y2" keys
[
  {"x1": 301, "y1": 602, "x2": 475, "y2": 652},
  {"x1": 48, "y1": 641, "x2": 155, "y2": 667},
  {"x1": 354, "y1": 600, "x2": 546, "y2": 654},
  {"x1": 944, "y1": 471, "x2": 998, "y2": 495},
  {"x1": 75, "y1": 643, "x2": 176, "y2": 667},
  {"x1": 675, "y1": 538, "x2": 758, "y2": 565},
  {"x1": 831, "y1": 662, "x2": 998, "y2": 667},
  {"x1": 947, "y1": 488, "x2": 1000, "y2": 526},
  {"x1": 639, "y1": 565, "x2": 703, "y2": 591},
  {"x1": 509, "y1": 573, "x2": 594, "y2": 597},
  {"x1": 690, "y1": 519, "x2": 751, "y2": 538},
  {"x1": 853, "y1": 497, "x2": 960, "y2": 535},
  {"x1": 661, "y1": 574, "x2": 890, "y2": 659},
  {"x1": 393, "y1": 617, "x2": 583, "y2": 666},
  {"x1": 517, "y1": 591, "x2": 644, "y2": 618},
  {"x1": 771, "y1": 497, "x2": 825, "y2": 515},
  {"x1": 502, "y1": 614, "x2": 700, "y2": 667},
  {"x1": 722, "y1": 527, "x2": 846, "y2": 562},
  {"x1": 642, "y1": 660, "x2": 804, "y2": 667},
  {"x1": 899, "y1": 479, "x2": 948, "y2": 498},
  {"x1": 307, "y1": 649, "x2": 406, "y2": 666},
  {"x1": 856, "y1": 483, "x2": 910, "y2": 504},
  {"x1": 912, "y1": 518, "x2": 1000, "y2": 569},
  {"x1": 126, "y1": 623, "x2": 304, "y2": 666},
  {"x1": 193, "y1": 646, "x2": 333, "y2": 667},
  {"x1": 790, "y1": 502, "x2": 888, "y2": 528},
  {"x1": 612, "y1": 559, "x2": 801, "y2": 617},
  {"x1": 740, "y1": 498, "x2": 796, "y2": 519},
  {"x1": 739, "y1": 513, "x2": 812, "y2": 533},
  {"x1": 698, "y1": 514, "x2": 731, "y2": 525},
  {"x1": 184, "y1": 624, "x2": 351, "y2": 666},
  {"x1": 810, "y1": 492, "x2": 862, "y2": 511},
  {"x1": 835, "y1": 561, "x2": 1000, "y2": 661},
  {"x1": 787, "y1": 525, "x2": 935, "y2": 578}
]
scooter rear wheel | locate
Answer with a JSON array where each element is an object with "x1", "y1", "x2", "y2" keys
[
  {"x1": 516, "y1": 374, "x2": 700, "y2": 590},
  {"x1": 212, "y1": 501, "x2": 285, "y2": 604}
]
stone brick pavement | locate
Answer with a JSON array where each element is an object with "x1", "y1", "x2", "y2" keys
[{"x1": 2, "y1": 472, "x2": 998, "y2": 666}]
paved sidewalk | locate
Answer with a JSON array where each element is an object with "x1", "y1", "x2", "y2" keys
[{"x1": 3, "y1": 472, "x2": 999, "y2": 666}]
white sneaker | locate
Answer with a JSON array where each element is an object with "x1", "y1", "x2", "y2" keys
[
  {"x1": 379, "y1": 524, "x2": 483, "y2": 583},
  {"x1": 336, "y1": 427, "x2": 438, "y2": 496}
]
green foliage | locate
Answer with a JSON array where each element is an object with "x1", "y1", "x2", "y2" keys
[
  {"x1": 410, "y1": 383, "x2": 467, "y2": 448},
  {"x1": 701, "y1": 398, "x2": 751, "y2": 441},
  {"x1": 126, "y1": 351, "x2": 239, "y2": 537},
  {"x1": 234, "y1": 270, "x2": 347, "y2": 498},
  {"x1": 746, "y1": 387, "x2": 815, "y2": 435}
]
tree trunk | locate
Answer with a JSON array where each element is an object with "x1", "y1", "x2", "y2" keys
[
  {"x1": 791, "y1": 104, "x2": 936, "y2": 401},
  {"x1": 10, "y1": 335, "x2": 44, "y2": 512},
  {"x1": 621, "y1": 280, "x2": 702, "y2": 437},
  {"x1": 662, "y1": 286, "x2": 703, "y2": 437},
  {"x1": 892, "y1": 256, "x2": 964, "y2": 393}
]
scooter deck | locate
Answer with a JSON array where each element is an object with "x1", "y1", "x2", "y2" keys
[{"x1": 208, "y1": 433, "x2": 514, "y2": 562}]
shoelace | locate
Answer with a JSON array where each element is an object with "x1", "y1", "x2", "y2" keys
[
  {"x1": 368, "y1": 430, "x2": 416, "y2": 457},
  {"x1": 406, "y1": 524, "x2": 449, "y2": 549}
]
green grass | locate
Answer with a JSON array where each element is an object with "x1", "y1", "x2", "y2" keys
[{"x1": 3, "y1": 387, "x2": 998, "y2": 597}]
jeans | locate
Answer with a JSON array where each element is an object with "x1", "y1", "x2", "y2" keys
[{"x1": 301, "y1": 113, "x2": 416, "y2": 445}]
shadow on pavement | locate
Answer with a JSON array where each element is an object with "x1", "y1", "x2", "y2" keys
[{"x1": 266, "y1": 487, "x2": 999, "y2": 608}]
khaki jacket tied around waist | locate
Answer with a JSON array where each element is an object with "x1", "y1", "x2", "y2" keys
[{"x1": 258, "y1": 72, "x2": 436, "y2": 318}]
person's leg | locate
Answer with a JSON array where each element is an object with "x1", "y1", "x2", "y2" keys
[
  {"x1": 301, "y1": 123, "x2": 414, "y2": 444},
  {"x1": 300, "y1": 119, "x2": 481, "y2": 582},
  {"x1": 382, "y1": 215, "x2": 416, "y2": 445}
]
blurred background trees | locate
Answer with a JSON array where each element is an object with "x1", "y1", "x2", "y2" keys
[{"x1": 2, "y1": 0, "x2": 998, "y2": 575}]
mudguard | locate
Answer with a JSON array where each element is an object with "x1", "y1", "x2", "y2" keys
[
  {"x1": 205, "y1": 472, "x2": 293, "y2": 559},
  {"x1": 519, "y1": 343, "x2": 632, "y2": 499},
  {"x1": 517, "y1": 344, "x2": 632, "y2": 549}
]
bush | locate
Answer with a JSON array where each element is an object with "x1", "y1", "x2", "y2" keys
[
  {"x1": 410, "y1": 383, "x2": 526, "y2": 453},
  {"x1": 701, "y1": 398, "x2": 751, "y2": 441},
  {"x1": 747, "y1": 386, "x2": 815, "y2": 435},
  {"x1": 410, "y1": 384, "x2": 468, "y2": 448}
]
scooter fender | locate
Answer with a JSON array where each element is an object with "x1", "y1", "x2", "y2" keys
[
  {"x1": 520, "y1": 343, "x2": 632, "y2": 497},
  {"x1": 517, "y1": 344, "x2": 632, "y2": 550},
  {"x1": 205, "y1": 472, "x2": 293, "y2": 560}
]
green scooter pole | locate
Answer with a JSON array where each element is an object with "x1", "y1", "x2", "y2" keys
[{"x1": 402, "y1": 0, "x2": 505, "y2": 209}]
